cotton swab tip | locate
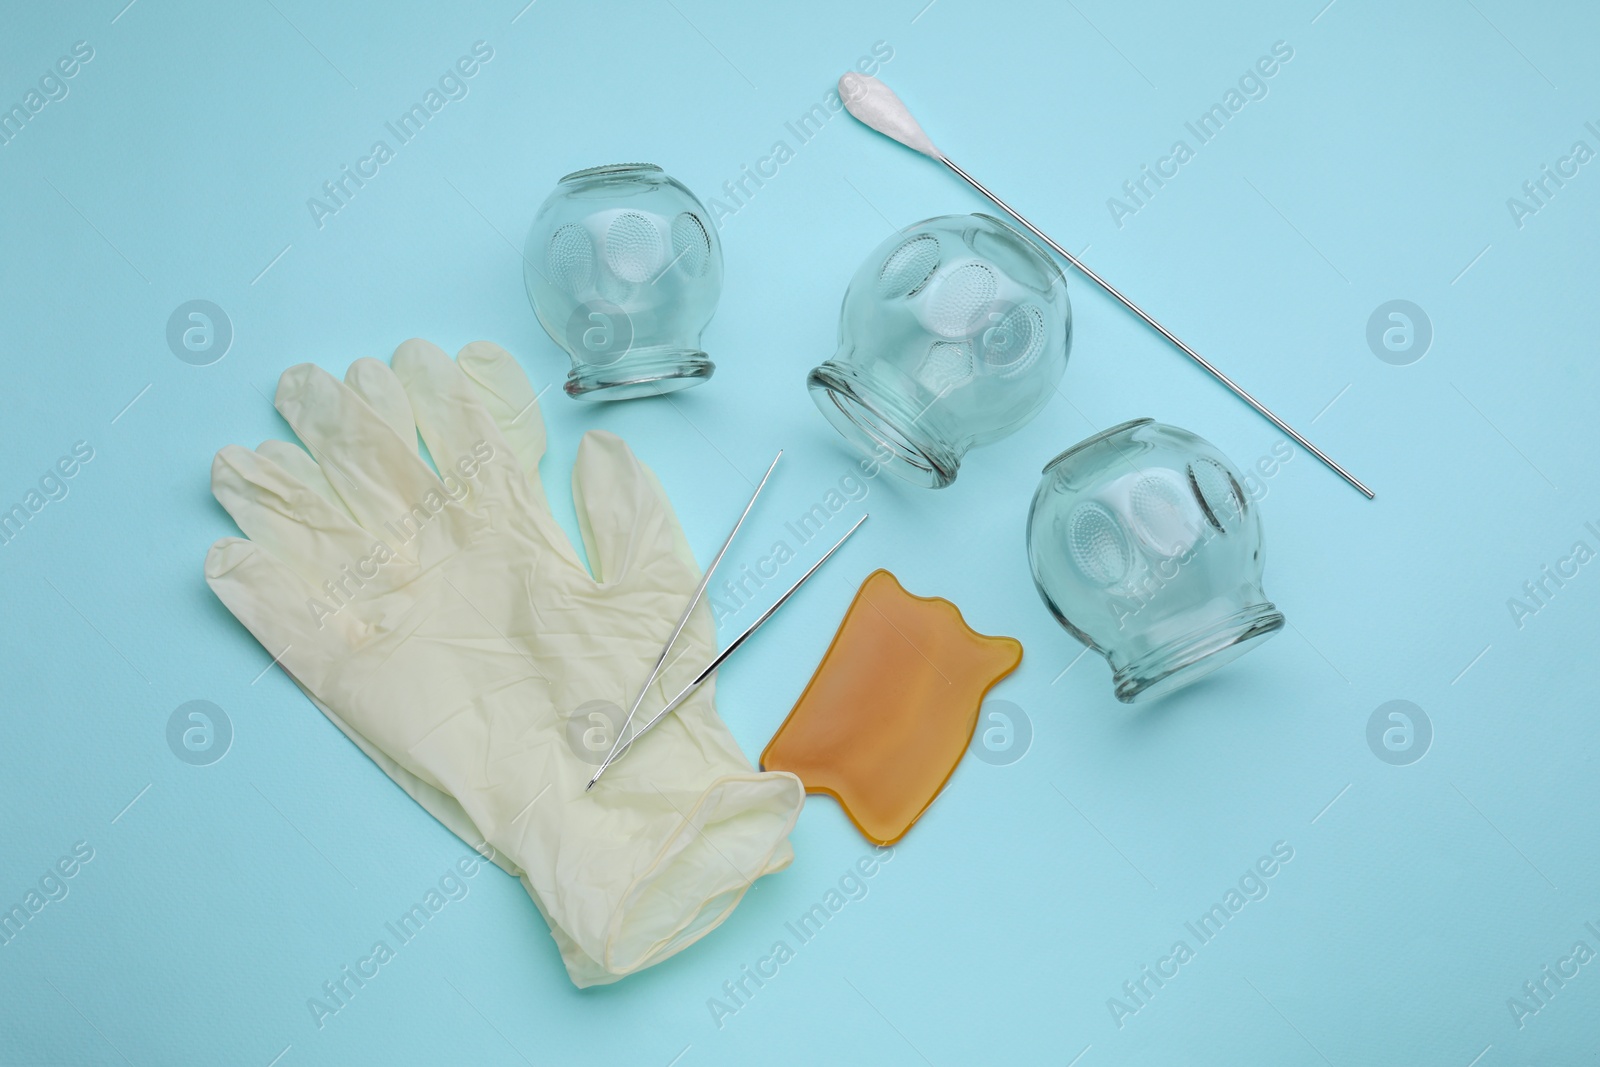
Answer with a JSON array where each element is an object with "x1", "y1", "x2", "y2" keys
[{"x1": 839, "y1": 73, "x2": 941, "y2": 159}]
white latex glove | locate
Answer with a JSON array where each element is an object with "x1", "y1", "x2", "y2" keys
[{"x1": 205, "y1": 339, "x2": 804, "y2": 986}]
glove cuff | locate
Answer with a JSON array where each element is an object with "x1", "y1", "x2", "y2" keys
[{"x1": 557, "y1": 770, "x2": 804, "y2": 986}]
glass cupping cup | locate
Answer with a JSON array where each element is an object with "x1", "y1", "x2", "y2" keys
[
  {"x1": 808, "y1": 213, "x2": 1071, "y2": 488},
  {"x1": 524, "y1": 164, "x2": 722, "y2": 400},
  {"x1": 1026, "y1": 419, "x2": 1285, "y2": 703}
]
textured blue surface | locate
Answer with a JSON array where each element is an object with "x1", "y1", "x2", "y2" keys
[{"x1": 3, "y1": 1, "x2": 1597, "y2": 1063}]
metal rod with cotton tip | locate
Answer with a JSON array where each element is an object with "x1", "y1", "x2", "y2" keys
[
  {"x1": 586, "y1": 514, "x2": 869, "y2": 791},
  {"x1": 837, "y1": 73, "x2": 1374, "y2": 501}
]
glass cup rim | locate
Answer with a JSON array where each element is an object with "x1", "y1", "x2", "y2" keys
[{"x1": 559, "y1": 162, "x2": 663, "y2": 184}]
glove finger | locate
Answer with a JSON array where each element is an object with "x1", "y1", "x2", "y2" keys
[
  {"x1": 274, "y1": 363, "x2": 453, "y2": 548},
  {"x1": 394, "y1": 340, "x2": 584, "y2": 571},
  {"x1": 571, "y1": 430, "x2": 696, "y2": 588},
  {"x1": 391, "y1": 339, "x2": 524, "y2": 504},
  {"x1": 345, "y1": 357, "x2": 418, "y2": 448},
  {"x1": 205, "y1": 536, "x2": 348, "y2": 693},
  {"x1": 255, "y1": 439, "x2": 358, "y2": 523},
  {"x1": 456, "y1": 341, "x2": 586, "y2": 572},
  {"x1": 212, "y1": 445, "x2": 419, "y2": 584},
  {"x1": 456, "y1": 341, "x2": 547, "y2": 480}
]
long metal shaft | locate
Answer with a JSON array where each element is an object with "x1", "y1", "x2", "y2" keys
[
  {"x1": 587, "y1": 514, "x2": 867, "y2": 789},
  {"x1": 940, "y1": 156, "x2": 1374, "y2": 500},
  {"x1": 595, "y1": 451, "x2": 782, "y2": 777}
]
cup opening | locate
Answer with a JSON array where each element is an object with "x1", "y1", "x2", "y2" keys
[
  {"x1": 806, "y1": 363, "x2": 960, "y2": 489},
  {"x1": 560, "y1": 163, "x2": 663, "y2": 184},
  {"x1": 566, "y1": 348, "x2": 714, "y2": 401},
  {"x1": 1111, "y1": 603, "x2": 1284, "y2": 703}
]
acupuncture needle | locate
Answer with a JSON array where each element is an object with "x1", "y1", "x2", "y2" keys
[
  {"x1": 587, "y1": 514, "x2": 867, "y2": 789},
  {"x1": 594, "y1": 450, "x2": 782, "y2": 781}
]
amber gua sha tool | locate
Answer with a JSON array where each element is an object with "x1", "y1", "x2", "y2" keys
[{"x1": 761, "y1": 569, "x2": 1022, "y2": 845}]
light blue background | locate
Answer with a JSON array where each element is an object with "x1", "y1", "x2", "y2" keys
[{"x1": 2, "y1": 0, "x2": 1596, "y2": 1063}]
